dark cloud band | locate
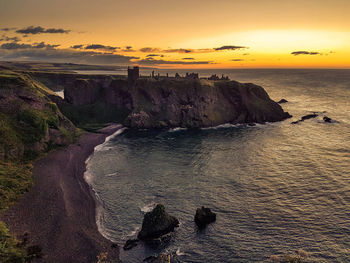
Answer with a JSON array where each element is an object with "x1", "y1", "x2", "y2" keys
[
  {"x1": 139, "y1": 45, "x2": 248, "y2": 54},
  {"x1": 291, "y1": 51, "x2": 321, "y2": 56},
  {"x1": 0, "y1": 42, "x2": 60, "y2": 50},
  {"x1": 16, "y1": 26, "x2": 70, "y2": 34},
  {"x1": 85, "y1": 44, "x2": 120, "y2": 51},
  {"x1": 136, "y1": 58, "x2": 213, "y2": 65},
  {"x1": 0, "y1": 47, "x2": 138, "y2": 65},
  {"x1": 215, "y1": 45, "x2": 248, "y2": 51}
]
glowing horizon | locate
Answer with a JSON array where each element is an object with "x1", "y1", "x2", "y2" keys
[{"x1": 0, "y1": 0, "x2": 349, "y2": 68}]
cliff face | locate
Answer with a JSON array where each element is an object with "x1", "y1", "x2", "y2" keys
[
  {"x1": 0, "y1": 71, "x2": 77, "y2": 161},
  {"x1": 63, "y1": 78, "x2": 291, "y2": 129}
]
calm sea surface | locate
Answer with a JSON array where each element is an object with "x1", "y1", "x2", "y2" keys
[{"x1": 85, "y1": 69, "x2": 350, "y2": 262}]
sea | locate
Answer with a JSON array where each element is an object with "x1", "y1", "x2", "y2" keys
[{"x1": 83, "y1": 69, "x2": 350, "y2": 262}]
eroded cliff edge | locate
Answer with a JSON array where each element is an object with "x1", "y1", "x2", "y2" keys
[{"x1": 62, "y1": 78, "x2": 291, "y2": 129}]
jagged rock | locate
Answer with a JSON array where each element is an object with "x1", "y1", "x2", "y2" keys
[
  {"x1": 138, "y1": 204, "x2": 179, "y2": 240},
  {"x1": 63, "y1": 78, "x2": 292, "y2": 128},
  {"x1": 194, "y1": 207, "x2": 216, "y2": 228},
  {"x1": 323, "y1": 116, "x2": 332, "y2": 123},
  {"x1": 292, "y1": 113, "x2": 318, "y2": 124},
  {"x1": 123, "y1": 239, "x2": 139, "y2": 250},
  {"x1": 0, "y1": 72, "x2": 76, "y2": 161},
  {"x1": 126, "y1": 111, "x2": 151, "y2": 129},
  {"x1": 301, "y1": 114, "x2": 318, "y2": 121},
  {"x1": 64, "y1": 79, "x2": 100, "y2": 106},
  {"x1": 278, "y1": 99, "x2": 288, "y2": 104}
]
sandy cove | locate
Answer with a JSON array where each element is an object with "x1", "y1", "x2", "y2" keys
[{"x1": 1, "y1": 124, "x2": 122, "y2": 263}]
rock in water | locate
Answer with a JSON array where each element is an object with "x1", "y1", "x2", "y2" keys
[
  {"x1": 323, "y1": 116, "x2": 332, "y2": 123},
  {"x1": 301, "y1": 113, "x2": 318, "y2": 121},
  {"x1": 123, "y1": 239, "x2": 139, "y2": 250},
  {"x1": 291, "y1": 113, "x2": 319, "y2": 124},
  {"x1": 278, "y1": 99, "x2": 288, "y2": 104},
  {"x1": 138, "y1": 204, "x2": 179, "y2": 240},
  {"x1": 194, "y1": 207, "x2": 216, "y2": 228}
]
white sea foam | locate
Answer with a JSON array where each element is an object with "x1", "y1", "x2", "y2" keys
[
  {"x1": 140, "y1": 202, "x2": 156, "y2": 213},
  {"x1": 83, "y1": 125, "x2": 126, "y2": 243},
  {"x1": 201, "y1": 123, "x2": 243, "y2": 130},
  {"x1": 176, "y1": 248, "x2": 185, "y2": 256},
  {"x1": 167, "y1": 122, "x2": 275, "y2": 133},
  {"x1": 126, "y1": 226, "x2": 140, "y2": 238},
  {"x1": 83, "y1": 170, "x2": 94, "y2": 185},
  {"x1": 95, "y1": 198, "x2": 118, "y2": 242},
  {"x1": 201, "y1": 122, "x2": 277, "y2": 130},
  {"x1": 105, "y1": 172, "x2": 119, "y2": 177},
  {"x1": 168, "y1": 127, "x2": 187, "y2": 132},
  {"x1": 94, "y1": 127, "x2": 127, "y2": 152}
]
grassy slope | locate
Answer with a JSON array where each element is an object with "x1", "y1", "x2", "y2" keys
[{"x1": 0, "y1": 71, "x2": 77, "y2": 262}]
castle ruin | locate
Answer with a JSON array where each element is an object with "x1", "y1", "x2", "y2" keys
[{"x1": 128, "y1": 66, "x2": 139, "y2": 83}]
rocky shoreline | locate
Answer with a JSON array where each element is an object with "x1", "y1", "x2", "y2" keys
[{"x1": 0, "y1": 124, "x2": 122, "y2": 263}]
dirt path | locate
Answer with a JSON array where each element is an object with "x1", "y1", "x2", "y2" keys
[{"x1": 1, "y1": 124, "x2": 122, "y2": 263}]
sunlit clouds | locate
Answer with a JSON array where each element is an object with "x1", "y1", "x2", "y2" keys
[{"x1": 0, "y1": 0, "x2": 349, "y2": 68}]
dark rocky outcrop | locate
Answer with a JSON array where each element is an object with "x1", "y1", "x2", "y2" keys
[
  {"x1": 138, "y1": 204, "x2": 179, "y2": 240},
  {"x1": 30, "y1": 71, "x2": 114, "y2": 92},
  {"x1": 123, "y1": 239, "x2": 139, "y2": 250},
  {"x1": 301, "y1": 114, "x2": 318, "y2": 121},
  {"x1": 64, "y1": 79, "x2": 101, "y2": 106},
  {"x1": 62, "y1": 78, "x2": 292, "y2": 129},
  {"x1": 194, "y1": 207, "x2": 216, "y2": 228},
  {"x1": 278, "y1": 99, "x2": 288, "y2": 104},
  {"x1": 323, "y1": 116, "x2": 333, "y2": 123},
  {"x1": 291, "y1": 113, "x2": 318, "y2": 124}
]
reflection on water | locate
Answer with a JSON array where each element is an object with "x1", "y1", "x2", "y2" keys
[{"x1": 86, "y1": 69, "x2": 350, "y2": 262}]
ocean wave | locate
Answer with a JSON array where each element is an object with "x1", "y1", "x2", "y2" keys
[
  {"x1": 83, "y1": 126, "x2": 127, "y2": 243},
  {"x1": 94, "y1": 127, "x2": 127, "y2": 152},
  {"x1": 125, "y1": 226, "x2": 140, "y2": 238},
  {"x1": 168, "y1": 127, "x2": 187, "y2": 132},
  {"x1": 168, "y1": 122, "x2": 270, "y2": 133},
  {"x1": 83, "y1": 170, "x2": 94, "y2": 185},
  {"x1": 176, "y1": 248, "x2": 185, "y2": 256},
  {"x1": 201, "y1": 123, "x2": 249, "y2": 130},
  {"x1": 105, "y1": 172, "x2": 119, "y2": 177},
  {"x1": 140, "y1": 202, "x2": 156, "y2": 213}
]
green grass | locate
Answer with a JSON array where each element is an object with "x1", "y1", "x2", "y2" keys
[
  {"x1": 0, "y1": 162, "x2": 34, "y2": 263},
  {"x1": 0, "y1": 163, "x2": 33, "y2": 213},
  {"x1": 0, "y1": 70, "x2": 78, "y2": 261},
  {"x1": 0, "y1": 222, "x2": 27, "y2": 263}
]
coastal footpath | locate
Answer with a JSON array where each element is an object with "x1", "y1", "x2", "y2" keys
[{"x1": 1, "y1": 124, "x2": 122, "y2": 263}]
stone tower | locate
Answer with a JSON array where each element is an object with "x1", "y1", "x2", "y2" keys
[{"x1": 128, "y1": 66, "x2": 139, "y2": 83}]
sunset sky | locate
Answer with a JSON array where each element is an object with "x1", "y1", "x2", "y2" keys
[{"x1": 0, "y1": 0, "x2": 349, "y2": 68}]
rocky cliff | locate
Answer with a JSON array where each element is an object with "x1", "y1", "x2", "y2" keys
[
  {"x1": 0, "y1": 70, "x2": 77, "y2": 161},
  {"x1": 63, "y1": 78, "x2": 291, "y2": 129}
]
